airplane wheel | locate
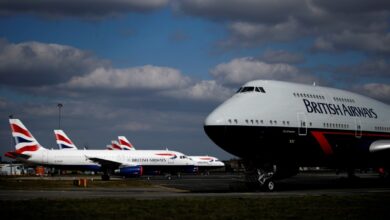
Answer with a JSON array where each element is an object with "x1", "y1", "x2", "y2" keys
[{"x1": 263, "y1": 179, "x2": 275, "y2": 192}]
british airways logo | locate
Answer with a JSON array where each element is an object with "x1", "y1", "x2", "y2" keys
[{"x1": 303, "y1": 99, "x2": 378, "y2": 119}]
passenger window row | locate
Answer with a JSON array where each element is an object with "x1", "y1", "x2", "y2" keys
[
  {"x1": 236, "y1": 87, "x2": 266, "y2": 93},
  {"x1": 333, "y1": 97, "x2": 355, "y2": 103},
  {"x1": 375, "y1": 126, "x2": 390, "y2": 132},
  {"x1": 227, "y1": 119, "x2": 290, "y2": 126},
  {"x1": 293, "y1": 93, "x2": 325, "y2": 100},
  {"x1": 323, "y1": 123, "x2": 349, "y2": 129}
]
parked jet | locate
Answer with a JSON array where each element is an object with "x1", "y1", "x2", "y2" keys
[
  {"x1": 189, "y1": 156, "x2": 225, "y2": 173},
  {"x1": 7, "y1": 119, "x2": 196, "y2": 180},
  {"x1": 115, "y1": 135, "x2": 224, "y2": 172},
  {"x1": 204, "y1": 80, "x2": 390, "y2": 191}
]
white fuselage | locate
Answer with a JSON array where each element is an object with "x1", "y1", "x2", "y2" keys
[
  {"x1": 22, "y1": 149, "x2": 194, "y2": 169},
  {"x1": 204, "y1": 80, "x2": 390, "y2": 167}
]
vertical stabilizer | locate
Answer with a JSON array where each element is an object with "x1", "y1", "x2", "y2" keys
[
  {"x1": 54, "y1": 130, "x2": 78, "y2": 150},
  {"x1": 9, "y1": 119, "x2": 45, "y2": 153},
  {"x1": 111, "y1": 140, "x2": 122, "y2": 150},
  {"x1": 118, "y1": 136, "x2": 136, "y2": 150}
]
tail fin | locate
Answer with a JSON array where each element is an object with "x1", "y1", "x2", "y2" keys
[
  {"x1": 118, "y1": 136, "x2": 136, "y2": 150},
  {"x1": 9, "y1": 119, "x2": 45, "y2": 153},
  {"x1": 111, "y1": 140, "x2": 122, "y2": 150},
  {"x1": 54, "y1": 130, "x2": 78, "y2": 150},
  {"x1": 106, "y1": 144, "x2": 113, "y2": 150}
]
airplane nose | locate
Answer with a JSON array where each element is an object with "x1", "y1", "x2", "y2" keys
[{"x1": 204, "y1": 108, "x2": 226, "y2": 126}]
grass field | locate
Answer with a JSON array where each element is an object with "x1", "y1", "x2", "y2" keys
[{"x1": 1, "y1": 195, "x2": 390, "y2": 220}]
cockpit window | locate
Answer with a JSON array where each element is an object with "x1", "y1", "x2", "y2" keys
[
  {"x1": 236, "y1": 86, "x2": 266, "y2": 93},
  {"x1": 241, "y1": 87, "x2": 254, "y2": 92}
]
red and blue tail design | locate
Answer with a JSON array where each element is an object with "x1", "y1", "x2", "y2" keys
[
  {"x1": 54, "y1": 130, "x2": 77, "y2": 150},
  {"x1": 9, "y1": 119, "x2": 44, "y2": 154},
  {"x1": 118, "y1": 136, "x2": 135, "y2": 150},
  {"x1": 111, "y1": 140, "x2": 122, "y2": 150},
  {"x1": 106, "y1": 144, "x2": 114, "y2": 150}
]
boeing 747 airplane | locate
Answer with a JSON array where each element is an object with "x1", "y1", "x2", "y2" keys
[{"x1": 204, "y1": 80, "x2": 390, "y2": 191}]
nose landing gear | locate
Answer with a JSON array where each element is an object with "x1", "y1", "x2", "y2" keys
[{"x1": 245, "y1": 166, "x2": 276, "y2": 191}]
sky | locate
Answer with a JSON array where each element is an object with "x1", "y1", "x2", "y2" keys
[{"x1": 0, "y1": 0, "x2": 390, "y2": 161}]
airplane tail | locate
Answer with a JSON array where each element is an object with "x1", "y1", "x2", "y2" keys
[
  {"x1": 54, "y1": 130, "x2": 78, "y2": 150},
  {"x1": 9, "y1": 118, "x2": 46, "y2": 154},
  {"x1": 106, "y1": 144, "x2": 113, "y2": 150},
  {"x1": 118, "y1": 136, "x2": 136, "y2": 150},
  {"x1": 111, "y1": 140, "x2": 122, "y2": 150}
]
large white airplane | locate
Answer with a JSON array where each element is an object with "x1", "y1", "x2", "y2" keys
[
  {"x1": 204, "y1": 80, "x2": 390, "y2": 191},
  {"x1": 8, "y1": 119, "x2": 197, "y2": 180},
  {"x1": 116, "y1": 135, "x2": 225, "y2": 171}
]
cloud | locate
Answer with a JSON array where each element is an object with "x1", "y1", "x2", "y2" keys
[
  {"x1": 163, "y1": 80, "x2": 234, "y2": 102},
  {"x1": 313, "y1": 31, "x2": 390, "y2": 54},
  {"x1": 65, "y1": 65, "x2": 191, "y2": 90},
  {"x1": 260, "y1": 49, "x2": 305, "y2": 64},
  {"x1": 173, "y1": 0, "x2": 309, "y2": 24},
  {"x1": 0, "y1": 39, "x2": 105, "y2": 87},
  {"x1": 335, "y1": 58, "x2": 390, "y2": 78},
  {"x1": 174, "y1": 0, "x2": 390, "y2": 54},
  {"x1": 210, "y1": 57, "x2": 317, "y2": 86},
  {"x1": 219, "y1": 19, "x2": 306, "y2": 48},
  {"x1": 358, "y1": 83, "x2": 390, "y2": 104},
  {"x1": 0, "y1": 0, "x2": 168, "y2": 19}
]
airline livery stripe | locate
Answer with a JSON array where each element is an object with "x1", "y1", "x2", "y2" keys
[
  {"x1": 56, "y1": 134, "x2": 73, "y2": 145},
  {"x1": 311, "y1": 130, "x2": 390, "y2": 156},
  {"x1": 311, "y1": 131, "x2": 333, "y2": 155},
  {"x1": 119, "y1": 140, "x2": 131, "y2": 147},
  {"x1": 15, "y1": 144, "x2": 39, "y2": 154},
  {"x1": 11, "y1": 124, "x2": 32, "y2": 138}
]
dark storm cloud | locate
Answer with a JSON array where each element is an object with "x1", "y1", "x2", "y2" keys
[
  {"x1": 174, "y1": 0, "x2": 390, "y2": 55},
  {"x1": 0, "y1": 0, "x2": 168, "y2": 19},
  {"x1": 0, "y1": 39, "x2": 106, "y2": 87}
]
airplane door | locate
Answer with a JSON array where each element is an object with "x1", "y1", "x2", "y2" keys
[
  {"x1": 355, "y1": 118, "x2": 362, "y2": 138},
  {"x1": 297, "y1": 112, "x2": 307, "y2": 136}
]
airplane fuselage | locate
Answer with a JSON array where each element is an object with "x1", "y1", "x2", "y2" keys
[
  {"x1": 19, "y1": 149, "x2": 195, "y2": 174},
  {"x1": 204, "y1": 80, "x2": 390, "y2": 169}
]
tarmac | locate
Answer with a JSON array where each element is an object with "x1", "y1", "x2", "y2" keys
[{"x1": 1, "y1": 172, "x2": 390, "y2": 200}]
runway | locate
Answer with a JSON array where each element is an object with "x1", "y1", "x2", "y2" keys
[{"x1": 1, "y1": 172, "x2": 390, "y2": 200}]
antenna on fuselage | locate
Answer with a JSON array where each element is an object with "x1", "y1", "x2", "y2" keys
[{"x1": 313, "y1": 82, "x2": 316, "y2": 86}]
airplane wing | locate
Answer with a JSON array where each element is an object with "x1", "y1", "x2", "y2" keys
[
  {"x1": 369, "y1": 140, "x2": 390, "y2": 153},
  {"x1": 86, "y1": 156, "x2": 138, "y2": 169}
]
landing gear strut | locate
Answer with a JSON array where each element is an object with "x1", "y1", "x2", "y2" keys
[{"x1": 256, "y1": 168, "x2": 276, "y2": 191}]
